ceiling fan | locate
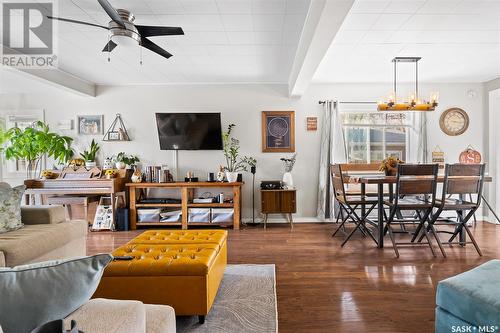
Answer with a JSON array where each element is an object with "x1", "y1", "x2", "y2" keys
[{"x1": 48, "y1": 0, "x2": 184, "y2": 59}]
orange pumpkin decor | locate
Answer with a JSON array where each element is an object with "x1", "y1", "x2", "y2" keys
[{"x1": 459, "y1": 146, "x2": 481, "y2": 164}]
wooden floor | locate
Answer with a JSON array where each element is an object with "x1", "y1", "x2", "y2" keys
[{"x1": 87, "y1": 222, "x2": 500, "y2": 333}]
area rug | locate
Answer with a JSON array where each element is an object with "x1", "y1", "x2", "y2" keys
[{"x1": 176, "y1": 264, "x2": 277, "y2": 333}]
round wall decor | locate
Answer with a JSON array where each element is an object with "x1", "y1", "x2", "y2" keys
[
  {"x1": 439, "y1": 107, "x2": 469, "y2": 136},
  {"x1": 459, "y1": 146, "x2": 481, "y2": 164}
]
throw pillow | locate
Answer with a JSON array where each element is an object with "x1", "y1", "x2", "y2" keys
[
  {"x1": 0, "y1": 184, "x2": 25, "y2": 234},
  {"x1": 0, "y1": 254, "x2": 113, "y2": 333}
]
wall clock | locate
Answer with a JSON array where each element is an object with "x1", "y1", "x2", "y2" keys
[{"x1": 439, "y1": 107, "x2": 469, "y2": 136}]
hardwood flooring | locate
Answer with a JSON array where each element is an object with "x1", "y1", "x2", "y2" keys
[{"x1": 87, "y1": 222, "x2": 500, "y2": 333}]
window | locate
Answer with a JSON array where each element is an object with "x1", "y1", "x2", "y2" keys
[{"x1": 341, "y1": 112, "x2": 410, "y2": 164}]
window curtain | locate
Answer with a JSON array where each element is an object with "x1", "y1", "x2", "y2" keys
[
  {"x1": 317, "y1": 101, "x2": 347, "y2": 220},
  {"x1": 408, "y1": 112, "x2": 428, "y2": 163}
]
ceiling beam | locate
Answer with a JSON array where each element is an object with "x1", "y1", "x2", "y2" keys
[
  {"x1": 0, "y1": 45, "x2": 96, "y2": 97},
  {"x1": 5, "y1": 67, "x2": 97, "y2": 97},
  {"x1": 288, "y1": 0, "x2": 354, "y2": 98}
]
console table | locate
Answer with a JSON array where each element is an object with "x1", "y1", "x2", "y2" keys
[
  {"x1": 127, "y1": 182, "x2": 243, "y2": 230},
  {"x1": 261, "y1": 189, "x2": 296, "y2": 229}
]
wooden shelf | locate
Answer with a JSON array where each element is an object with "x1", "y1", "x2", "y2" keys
[
  {"x1": 129, "y1": 182, "x2": 242, "y2": 230},
  {"x1": 136, "y1": 222, "x2": 182, "y2": 226},
  {"x1": 188, "y1": 222, "x2": 233, "y2": 226},
  {"x1": 135, "y1": 203, "x2": 181, "y2": 208},
  {"x1": 188, "y1": 203, "x2": 234, "y2": 208}
]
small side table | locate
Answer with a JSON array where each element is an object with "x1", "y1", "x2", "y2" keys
[{"x1": 260, "y1": 189, "x2": 296, "y2": 229}]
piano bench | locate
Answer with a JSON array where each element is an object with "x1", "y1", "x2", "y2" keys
[{"x1": 46, "y1": 195, "x2": 100, "y2": 224}]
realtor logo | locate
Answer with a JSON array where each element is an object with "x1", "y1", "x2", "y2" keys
[{"x1": 1, "y1": 1, "x2": 58, "y2": 68}]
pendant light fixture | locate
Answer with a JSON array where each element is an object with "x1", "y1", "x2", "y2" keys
[{"x1": 378, "y1": 57, "x2": 438, "y2": 111}]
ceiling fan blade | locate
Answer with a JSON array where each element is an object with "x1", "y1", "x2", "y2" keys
[
  {"x1": 140, "y1": 37, "x2": 173, "y2": 59},
  {"x1": 47, "y1": 16, "x2": 109, "y2": 30},
  {"x1": 102, "y1": 40, "x2": 117, "y2": 52},
  {"x1": 97, "y1": 0, "x2": 125, "y2": 27},
  {"x1": 136, "y1": 25, "x2": 184, "y2": 37}
]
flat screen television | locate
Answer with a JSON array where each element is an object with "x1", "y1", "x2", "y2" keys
[{"x1": 155, "y1": 113, "x2": 223, "y2": 150}]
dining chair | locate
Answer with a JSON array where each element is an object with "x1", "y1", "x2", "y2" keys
[
  {"x1": 384, "y1": 164, "x2": 439, "y2": 258},
  {"x1": 331, "y1": 164, "x2": 379, "y2": 247},
  {"x1": 418, "y1": 163, "x2": 485, "y2": 257}
]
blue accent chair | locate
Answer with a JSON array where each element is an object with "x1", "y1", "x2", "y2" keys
[{"x1": 436, "y1": 260, "x2": 500, "y2": 333}]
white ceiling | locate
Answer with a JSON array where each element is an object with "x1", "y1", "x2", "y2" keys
[
  {"x1": 25, "y1": 0, "x2": 310, "y2": 85},
  {"x1": 312, "y1": 0, "x2": 500, "y2": 83}
]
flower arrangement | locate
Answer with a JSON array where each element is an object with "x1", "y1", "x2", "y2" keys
[
  {"x1": 379, "y1": 156, "x2": 404, "y2": 175},
  {"x1": 40, "y1": 170, "x2": 58, "y2": 179},
  {"x1": 280, "y1": 154, "x2": 297, "y2": 173},
  {"x1": 104, "y1": 169, "x2": 118, "y2": 179}
]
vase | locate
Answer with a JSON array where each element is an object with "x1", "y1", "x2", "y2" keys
[
  {"x1": 115, "y1": 161, "x2": 126, "y2": 170},
  {"x1": 282, "y1": 172, "x2": 294, "y2": 188},
  {"x1": 85, "y1": 161, "x2": 96, "y2": 168},
  {"x1": 226, "y1": 171, "x2": 238, "y2": 183},
  {"x1": 385, "y1": 168, "x2": 397, "y2": 176}
]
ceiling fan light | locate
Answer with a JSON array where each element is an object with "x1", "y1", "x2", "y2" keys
[{"x1": 111, "y1": 35, "x2": 138, "y2": 47}]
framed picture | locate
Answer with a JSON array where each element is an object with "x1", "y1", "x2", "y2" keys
[
  {"x1": 77, "y1": 115, "x2": 104, "y2": 135},
  {"x1": 262, "y1": 111, "x2": 295, "y2": 153},
  {"x1": 107, "y1": 131, "x2": 120, "y2": 140}
]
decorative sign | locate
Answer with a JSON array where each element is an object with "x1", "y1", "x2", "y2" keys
[
  {"x1": 432, "y1": 146, "x2": 445, "y2": 169},
  {"x1": 459, "y1": 145, "x2": 482, "y2": 164},
  {"x1": 261, "y1": 111, "x2": 295, "y2": 153},
  {"x1": 306, "y1": 117, "x2": 317, "y2": 131}
]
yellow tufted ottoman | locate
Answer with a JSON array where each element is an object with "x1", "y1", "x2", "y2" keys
[{"x1": 93, "y1": 230, "x2": 227, "y2": 324}]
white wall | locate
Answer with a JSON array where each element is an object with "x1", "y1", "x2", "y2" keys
[
  {"x1": 488, "y1": 89, "x2": 500, "y2": 221},
  {"x1": 0, "y1": 82, "x2": 488, "y2": 221}
]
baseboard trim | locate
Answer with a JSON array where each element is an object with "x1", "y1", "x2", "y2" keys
[
  {"x1": 242, "y1": 216, "x2": 499, "y2": 224},
  {"x1": 242, "y1": 216, "x2": 329, "y2": 224}
]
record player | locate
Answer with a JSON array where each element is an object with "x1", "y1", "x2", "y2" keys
[{"x1": 260, "y1": 180, "x2": 283, "y2": 190}]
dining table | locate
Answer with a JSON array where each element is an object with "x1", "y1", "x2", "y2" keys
[{"x1": 357, "y1": 175, "x2": 494, "y2": 248}]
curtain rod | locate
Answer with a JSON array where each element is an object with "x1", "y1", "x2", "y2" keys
[{"x1": 318, "y1": 101, "x2": 377, "y2": 105}]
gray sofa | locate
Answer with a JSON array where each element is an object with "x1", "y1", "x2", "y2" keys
[
  {"x1": 0, "y1": 206, "x2": 177, "y2": 332},
  {"x1": 0, "y1": 205, "x2": 87, "y2": 267}
]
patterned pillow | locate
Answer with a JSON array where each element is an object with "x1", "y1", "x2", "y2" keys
[{"x1": 0, "y1": 185, "x2": 26, "y2": 234}]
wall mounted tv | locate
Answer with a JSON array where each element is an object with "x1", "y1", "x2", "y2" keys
[{"x1": 155, "y1": 113, "x2": 223, "y2": 150}]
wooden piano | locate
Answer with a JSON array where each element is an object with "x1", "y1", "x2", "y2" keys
[{"x1": 24, "y1": 174, "x2": 130, "y2": 228}]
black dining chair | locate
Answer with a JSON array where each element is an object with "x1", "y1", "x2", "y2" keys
[
  {"x1": 331, "y1": 164, "x2": 378, "y2": 247},
  {"x1": 417, "y1": 163, "x2": 486, "y2": 257},
  {"x1": 384, "y1": 164, "x2": 439, "y2": 258}
]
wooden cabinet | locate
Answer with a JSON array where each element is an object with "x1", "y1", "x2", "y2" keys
[{"x1": 261, "y1": 189, "x2": 296, "y2": 229}]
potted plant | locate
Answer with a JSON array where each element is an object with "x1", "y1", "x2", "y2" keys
[
  {"x1": 379, "y1": 156, "x2": 404, "y2": 176},
  {"x1": 280, "y1": 154, "x2": 297, "y2": 188},
  {"x1": 114, "y1": 152, "x2": 140, "y2": 170},
  {"x1": 0, "y1": 121, "x2": 73, "y2": 179},
  {"x1": 80, "y1": 139, "x2": 100, "y2": 167},
  {"x1": 222, "y1": 124, "x2": 256, "y2": 182}
]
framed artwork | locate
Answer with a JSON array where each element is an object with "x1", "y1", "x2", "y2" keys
[
  {"x1": 262, "y1": 111, "x2": 295, "y2": 153},
  {"x1": 77, "y1": 115, "x2": 104, "y2": 135},
  {"x1": 107, "y1": 131, "x2": 120, "y2": 140}
]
